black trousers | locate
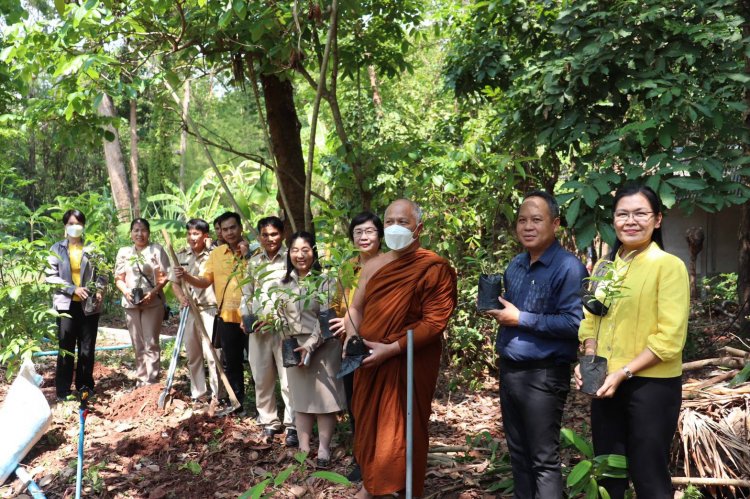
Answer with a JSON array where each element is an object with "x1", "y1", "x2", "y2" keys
[
  {"x1": 218, "y1": 318, "x2": 246, "y2": 407},
  {"x1": 56, "y1": 301, "x2": 100, "y2": 396},
  {"x1": 499, "y1": 361, "x2": 570, "y2": 499},
  {"x1": 591, "y1": 376, "x2": 682, "y2": 499}
]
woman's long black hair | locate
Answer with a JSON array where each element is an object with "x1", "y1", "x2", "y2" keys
[
  {"x1": 282, "y1": 231, "x2": 322, "y2": 283},
  {"x1": 609, "y1": 183, "x2": 664, "y2": 260}
]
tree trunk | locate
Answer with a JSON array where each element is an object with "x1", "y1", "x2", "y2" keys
[
  {"x1": 98, "y1": 94, "x2": 133, "y2": 222},
  {"x1": 179, "y1": 81, "x2": 190, "y2": 193},
  {"x1": 129, "y1": 99, "x2": 141, "y2": 218},
  {"x1": 260, "y1": 73, "x2": 307, "y2": 233},
  {"x1": 685, "y1": 227, "x2": 705, "y2": 300}
]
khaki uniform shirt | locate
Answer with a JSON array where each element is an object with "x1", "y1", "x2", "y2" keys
[
  {"x1": 115, "y1": 243, "x2": 171, "y2": 309},
  {"x1": 174, "y1": 246, "x2": 216, "y2": 308},
  {"x1": 246, "y1": 247, "x2": 287, "y2": 318}
]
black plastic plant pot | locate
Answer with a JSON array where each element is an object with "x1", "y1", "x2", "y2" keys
[
  {"x1": 583, "y1": 295, "x2": 609, "y2": 317},
  {"x1": 477, "y1": 273, "x2": 504, "y2": 312},
  {"x1": 83, "y1": 294, "x2": 99, "y2": 314},
  {"x1": 579, "y1": 355, "x2": 608, "y2": 395},
  {"x1": 345, "y1": 335, "x2": 369, "y2": 357},
  {"x1": 318, "y1": 308, "x2": 337, "y2": 341},
  {"x1": 241, "y1": 313, "x2": 257, "y2": 334},
  {"x1": 282, "y1": 337, "x2": 302, "y2": 367},
  {"x1": 131, "y1": 287, "x2": 144, "y2": 305}
]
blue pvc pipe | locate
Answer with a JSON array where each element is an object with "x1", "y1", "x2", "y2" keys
[
  {"x1": 75, "y1": 408, "x2": 86, "y2": 499},
  {"x1": 32, "y1": 344, "x2": 133, "y2": 357},
  {"x1": 14, "y1": 467, "x2": 46, "y2": 499}
]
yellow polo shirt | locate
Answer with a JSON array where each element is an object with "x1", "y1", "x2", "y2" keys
[
  {"x1": 579, "y1": 242, "x2": 689, "y2": 378},
  {"x1": 202, "y1": 244, "x2": 245, "y2": 324}
]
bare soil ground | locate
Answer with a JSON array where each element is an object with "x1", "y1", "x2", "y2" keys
[{"x1": 0, "y1": 310, "x2": 742, "y2": 498}]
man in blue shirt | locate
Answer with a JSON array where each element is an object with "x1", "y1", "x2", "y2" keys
[{"x1": 487, "y1": 190, "x2": 587, "y2": 498}]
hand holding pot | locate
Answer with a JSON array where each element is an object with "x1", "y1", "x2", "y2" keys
[
  {"x1": 294, "y1": 345, "x2": 310, "y2": 367},
  {"x1": 595, "y1": 370, "x2": 628, "y2": 398},
  {"x1": 74, "y1": 287, "x2": 90, "y2": 300},
  {"x1": 361, "y1": 339, "x2": 400, "y2": 368},
  {"x1": 485, "y1": 297, "x2": 520, "y2": 326},
  {"x1": 329, "y1": 317, "x2": 345, "y2": 337},
  {"x1": 573, "y1": 364, "x2": 583, "y2": 390}
]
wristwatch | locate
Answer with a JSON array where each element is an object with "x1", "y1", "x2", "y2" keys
[{"x1": 622, "y1": 366, "x2": 633, "y2": 379}]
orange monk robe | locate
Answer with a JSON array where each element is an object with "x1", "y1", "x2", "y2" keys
[{"x1": 353, "y1": 248, "x2": 457, "y2": 496}]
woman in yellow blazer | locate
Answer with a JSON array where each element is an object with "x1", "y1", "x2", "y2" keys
[{"x1": 575, "y1": 184, "x2": 689, "y2": 498}]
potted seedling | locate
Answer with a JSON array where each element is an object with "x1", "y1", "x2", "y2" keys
[
  {"x1": 127, "y1": 252, "x2": 148, "y2": 305},
  {"x1": 579, "y1": 258, "x2": 628, "y2": 395},
  {"x1": 468, "y1": 249, "x2": 504, "y2": 312},
  {"x1": 82, "y1": 248, "x2": 111, "y2": 315}
]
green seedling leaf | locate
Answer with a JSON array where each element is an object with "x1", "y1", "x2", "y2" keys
[
  {"x1": 238, "y1": 478, "x2": 271, "y2": 499},
  {"x1": 310, "y1": 470, "x2": 352, "y2": 485},
  {"x1": 567, "y1": 460, "x2": 592, "y2": 488},
  {"x1": 729, "y1": 362, "x2": 750, "y2": 388}
]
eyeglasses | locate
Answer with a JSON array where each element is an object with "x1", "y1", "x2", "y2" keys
[
  {"x1": 614, "y1": 211, "x2": 653, "y2": 223},
  {"x1": 353, "y1": 228, "x2": 378, "y2": 238}
]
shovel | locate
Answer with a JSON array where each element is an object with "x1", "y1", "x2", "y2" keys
[{"x1": 158, "y1": 307, "x2": 189, "y2": 409}]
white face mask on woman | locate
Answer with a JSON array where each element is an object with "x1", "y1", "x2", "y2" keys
[
  {"x1": 384, "y1": 225, "x2": 416, "y2": 251},
  {"x1": 66, "y1": 224, "x2": 84, "y2": 238}
]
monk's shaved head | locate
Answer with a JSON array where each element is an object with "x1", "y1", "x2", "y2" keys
[{"x1": 385, "y1": 199, "x2": 423, "y2": 225}]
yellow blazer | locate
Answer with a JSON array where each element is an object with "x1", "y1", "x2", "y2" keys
[{"x1": 579, "y1": 241, "x2": 689, "y2": 378}]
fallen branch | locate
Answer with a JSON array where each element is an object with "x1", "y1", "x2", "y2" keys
[
  {"x1": 671, "y1": 477, "x2": 750, "y2": 487},
  {"x1": 721, "y1": 346, "x2": 750, "y2": 359},
  {"x1": 682, "y1": 357, "x2": 746, "y2": 371},
  {"x1": 683, "y1": 370, "x2": 739, "y2": 393},
  {"x1": 429, "y1": 445, "x2": 487, "y2": 454}
]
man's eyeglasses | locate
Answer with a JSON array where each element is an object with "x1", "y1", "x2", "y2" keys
[
  {"x1": 353, "y1": 228, "x2": 378, "y2": 238},
  {"x1": 614, "y1": 211, "x2": 653, "y2": 223}
]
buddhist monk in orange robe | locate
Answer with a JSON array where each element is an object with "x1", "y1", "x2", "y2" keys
[{"x1": 337, "y1": 199, "x2": 457, "y2": 498}]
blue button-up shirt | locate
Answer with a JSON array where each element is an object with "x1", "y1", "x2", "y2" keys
[{"x1": 496, "y1": 240, "x2": 588, "y2": 363}]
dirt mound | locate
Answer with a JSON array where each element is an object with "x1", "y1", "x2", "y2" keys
[
  {"x1": 92, "y1": 361, "x2": 114, "y2": 379},
  {"x1": 101, "y1": 383, "x2": 169, "y2": 421}
]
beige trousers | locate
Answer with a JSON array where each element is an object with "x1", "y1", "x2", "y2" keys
[
  {"x1": 248, "y1": 332, "x2": 294, "y2": 430},
  {"x1": 125, "y1": 304, "x2": 163, "y2": 384},
  {"x1": 183, "y1": 306, "x2": 223, "y2": 400}
]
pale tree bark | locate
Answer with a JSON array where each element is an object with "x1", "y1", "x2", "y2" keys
[
  {"x1": 98, "y1": 94, "x2": 133, "y2": 222},
  {"x1": 367, "y1": 65, "x2": 383, "y2": 117},
  {"x1": 129, "y1": 99, "x2": 141, "y2": 218},
  {"x1": 179, "y1": 81, "x2": 190, "y2": 192}
]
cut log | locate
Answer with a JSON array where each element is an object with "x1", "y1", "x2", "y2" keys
[
  {"x1": 672, "y1": 477, "x2": 750, "y2": 487},
  {"x1": 721, "y1": 346, "x2": 750, "y2": 358},
  {"x1": 682, "y1": 357, "x2": 746, "y2": 371}
]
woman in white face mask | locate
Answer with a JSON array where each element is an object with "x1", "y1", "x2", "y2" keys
[{"x1": 45, "y1": 209, "x2": 107, "y2": 400}]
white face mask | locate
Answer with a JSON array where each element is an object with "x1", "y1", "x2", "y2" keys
[
  {"x1": 384, "y1": 225, "x2": 416, "y2": 251},
  {"x1": 66, "y1": 224, "x2": 84, "y2": 238}
]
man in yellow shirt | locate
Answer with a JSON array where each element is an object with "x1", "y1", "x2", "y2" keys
[{"x1": 176, "y1": 212, "x2": 249, "y2": 415}]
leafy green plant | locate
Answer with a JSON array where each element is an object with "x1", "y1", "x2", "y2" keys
[
  {"x1": 701, "y1": 272, "x2": 738, "y2": 307},
  {"x1": 0, "y1": 237, "x2": 60, "y2": 377},
  {"x1": 239, "y1": 451, "x2": 351, "y2": 499},
  {"x1": 561, "y1": 428, "x2": 629, "y2": 499},
  {"x1": 465, "y1": 431, "x2": 514, "y2": 494},
  {"x1": 179, "y1": 460, "x2": 202, "y2": 476}
]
